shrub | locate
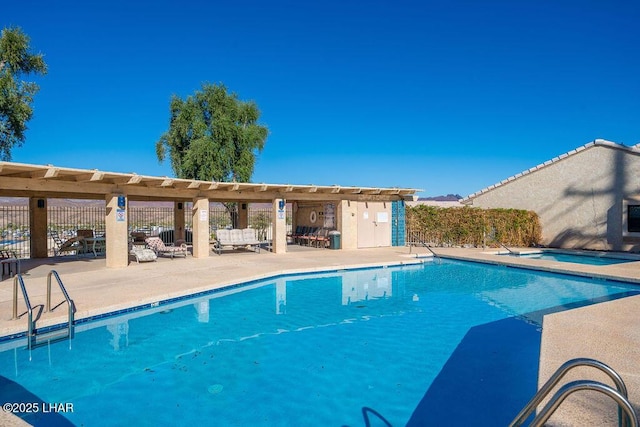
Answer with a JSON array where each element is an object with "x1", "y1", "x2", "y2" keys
[{"x1": 406, "y1": 206, "x2": 541, "y2": 247}]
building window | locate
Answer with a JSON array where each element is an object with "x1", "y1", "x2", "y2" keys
[{"x1": 628, "y1": 205, "x2": 640, "y2": 233}]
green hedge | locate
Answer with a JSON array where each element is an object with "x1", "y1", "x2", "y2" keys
[{"x1": 406, "y1": 206, "x2": 541, "y2": 248}]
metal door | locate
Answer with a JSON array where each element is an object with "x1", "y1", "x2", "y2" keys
[{"x1": 357, "y1": 202, "x2": 391, "y2": 248}]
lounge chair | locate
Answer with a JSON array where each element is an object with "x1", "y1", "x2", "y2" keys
[
  {"x1": 129, "y1": 243, "x2": 158, "y2": 263},
  {"x1": 50, "y1": 230, "x2": 85, "y2": 256},
  {"x1": 76, "y1": 229, "x2": 94, "y2": 239},
  {"x1": 145, "y1": 237, "x2": 188, "y2": 259}
]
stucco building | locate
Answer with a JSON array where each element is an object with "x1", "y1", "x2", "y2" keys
[{"x1": 462, "y1": 139, "x2": 640, "y2": 252}]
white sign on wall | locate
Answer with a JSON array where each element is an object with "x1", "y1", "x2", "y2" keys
[{"x1": 324, "y1": 203, "x2": 335, "y2": 228}]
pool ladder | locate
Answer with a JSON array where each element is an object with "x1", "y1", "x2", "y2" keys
[
  {"x1": 12, "y1": 270, "x2": 75, "y2": 350},
  {"x1": 510, "y1": 357, "x2": 638, "y2": 427}
]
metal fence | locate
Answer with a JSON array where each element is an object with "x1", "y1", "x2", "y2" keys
[
  {"x1": 0, "y1": 199, "x2": 294, "y2": 258},
  {"x1": 208, "y1": 204, "x2": 233, "y2": 231},
  {"x1": 49, "y1": 206, "x2": 106, "y2": 237},
  {"x1": 0, "y1": 200, "x2": 30, "y2": 258},
  {"x1": 249, "y1": 207, "x2": 277, "y2": 241},
  {"x1": 129, "y1": 203, "x2": 286, "y2": 242},
  {"x1": 129, "y1": 202, "x2": 174, "y2": 237}
]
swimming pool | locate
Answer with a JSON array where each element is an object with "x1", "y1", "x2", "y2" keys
[
  {"x1": 0, "y1": 260, "x2": 637, "y2": 426},
  {"x1": 500, "y1": 250, "x2": 635, "y2": 266},
  {"x1": 0, "y1": 239, "x2": 25, "y2": 246}
]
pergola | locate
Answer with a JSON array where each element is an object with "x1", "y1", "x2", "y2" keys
[{"x1": 0, "y1": 161, "x2": 419, "y2": 267}]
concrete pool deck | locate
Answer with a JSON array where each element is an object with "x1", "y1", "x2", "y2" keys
[{"x1": 1, "y1": 245, "x2": 639, "y2": 425}]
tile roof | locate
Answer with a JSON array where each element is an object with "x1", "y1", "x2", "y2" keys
[{"x1": 461, "y1": 139, "x2": 640, "y2": 203}]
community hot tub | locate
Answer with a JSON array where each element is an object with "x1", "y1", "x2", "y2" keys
[{"x1": 497, "y1": 249, "x2": 639, "y2": 266}]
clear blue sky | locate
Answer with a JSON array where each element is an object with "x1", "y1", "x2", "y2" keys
[{"x1": 5, "y1": 1, "x2": 640, "y2": 197}]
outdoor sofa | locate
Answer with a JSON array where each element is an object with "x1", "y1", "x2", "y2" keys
[{"x1": 213, "y1": 228, "x2": 261, "y2": 255}]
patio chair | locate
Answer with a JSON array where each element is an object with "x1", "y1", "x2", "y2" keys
[
  {"x1": 292, "y1": 226, "x2": 309, "y2": 244},
  {"x1": 129, "y1": 243, "x2": 158, "y2": 263},
  {"x1": 298, "y1": 227, "x2": 318, "y2": 246},
  {"x1": 289, "y1": 225, "x2": 304, "y2": 243},
  {"x1": 50, "y1": 230, "x2": 85, "y2": 256},
  {"x1": 130, "y1": 232, "x2": 148, "y2": 244},
  {"x1": 311, "y1": 228, "x2": 331, "y2": 248},
  {"x1": 0, "y1": 249, "x2": 19, "y2": 279},
  {"x1": 145, "y1": 237, "x2": 188, "y2": 259}
]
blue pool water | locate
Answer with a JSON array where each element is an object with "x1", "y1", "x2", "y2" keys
[
  {"x1": 0, "y1": 239, "x2": 24, "y2": 246},
  {"x1": 0, "y1": 260, "x2": 637, "y2": 426},
  {"x1": 505, "y1": 251, "x2": 634, "y2": 266}
]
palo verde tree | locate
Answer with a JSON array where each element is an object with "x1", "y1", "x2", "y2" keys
[
  {"x1": 156, "y1": 83, "x2": 269, "y2": 226},
  {"x1": 0, "y1": 27, "x2": 47, "y2": 160}
]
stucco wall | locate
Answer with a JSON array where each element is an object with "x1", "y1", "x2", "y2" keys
[
  {"x1": 293, "y1": 201, "x2": 395, "y2": 249},
  {"x1": 294, "y1": 203, "x2": 335, "y2": 229},
  {"x1": 466, "y1": 143, "x2": 640, "y2": 251},
  {"x1": 337, "y1": 200, "x2": 358, "y2": 249}
]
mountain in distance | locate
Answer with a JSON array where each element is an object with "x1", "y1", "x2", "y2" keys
[{"x1": 419, "y1": 194, "x2": 462, "y2": 202}]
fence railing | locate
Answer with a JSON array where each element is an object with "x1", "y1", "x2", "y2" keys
[
  {"x1": 0, "y1": 199, "x2": 294, "y2": 258},
  {"x1": 0, "y1": 202, "x2": 30, "y2": 258}
]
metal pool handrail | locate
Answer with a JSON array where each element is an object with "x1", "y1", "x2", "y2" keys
[
  {"x1": 498, "y1": 242, "x2": 515, "y2": 254},
  {"x1": 509, "y1": 357, "x2": 631, "y2": 427},
  {"x1": 47, "y1": 270, "x2": 75, "y2": 340},
  {"x1": 408, "y1": 232, "x2": 440, "y2": 260},
  {"x1": 530, "y1": 380, "x2": 638, "y2": 427},
  {"x1": 12, "y1": 274, "x2": 34, "y2": 340}
]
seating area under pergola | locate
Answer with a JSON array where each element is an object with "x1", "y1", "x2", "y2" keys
[{"x1": 0, "y1": 161, "x2": 419, "y2": 268}]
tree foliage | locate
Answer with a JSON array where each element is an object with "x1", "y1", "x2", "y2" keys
[
  {"x1": 156, "y1": 83, "x2": 269, "y2": 182},
  {"x1": 0, "y1": 27, "x2": 47, "y2": 160}
]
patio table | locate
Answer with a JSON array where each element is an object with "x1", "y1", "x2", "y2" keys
[
  {"x1": 0, "y1": 257, "x2": 20, "y2": 279},
  {"x1": 84, "y1": 237, "x2": 106, "y2": 258}
]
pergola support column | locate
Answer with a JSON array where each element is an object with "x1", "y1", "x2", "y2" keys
[
  {"x1": 337, "y1": 200, "x2": 358, "y2": 249},
  {"x1": 174, "y1": 201, "x2": 186, "y2": 242},
  {"x1": 29, "y1": 197, "x2": 48, "y2": 258},
  {"x1": 271, "y1": 198, "x2": 287, "y2": 254},
  {"x1": 106, "y1": 194, "x2": 129, "y2": 268},
  {"x1": 238, "y1": 202, "x2": 249, "y2": 229},
  {"x1": 192, "y1": 197, "x2": 210, "y2": 258}
]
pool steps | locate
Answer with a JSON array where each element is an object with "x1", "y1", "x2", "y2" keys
[{"x1": 12, "y1": 270, "x2": 75, "y2": 350}]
